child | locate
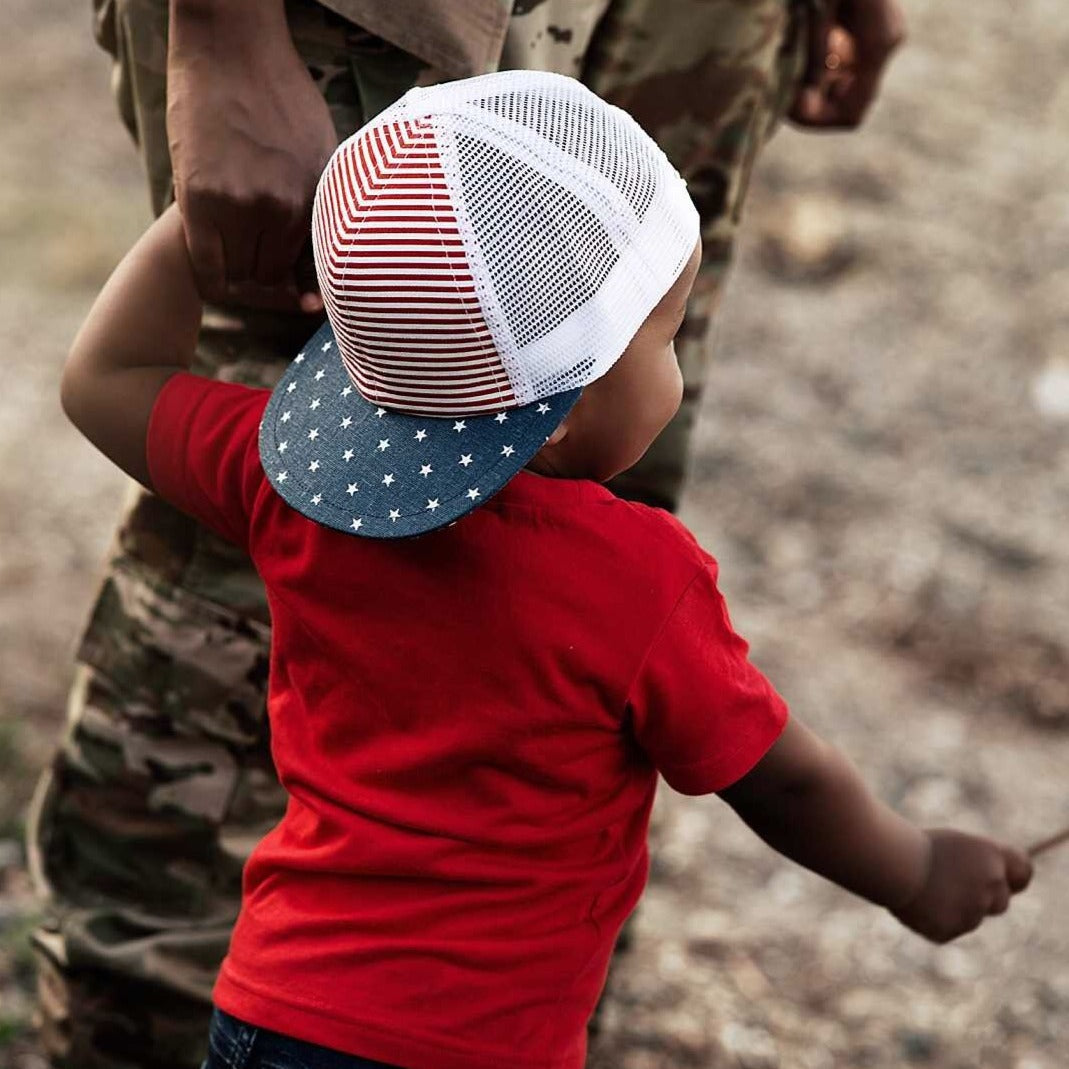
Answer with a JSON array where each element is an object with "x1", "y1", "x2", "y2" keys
[{"x1": 61, "y1": 72, "x2": 1031, "y2": 1069}]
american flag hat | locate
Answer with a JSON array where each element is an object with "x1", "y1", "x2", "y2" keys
[{"x1": 259, "y1": 70, "x2": 699, "y2": 538}]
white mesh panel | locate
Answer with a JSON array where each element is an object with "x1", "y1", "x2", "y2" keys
[
  {"x1": 325, "y1": 71, "x2": 699, "y2": 409},
  {"x1": 454, "y1": 134, "x2": 619, "y2": 351}
]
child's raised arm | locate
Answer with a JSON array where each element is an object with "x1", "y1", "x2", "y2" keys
[
  {"x1": 61, "y1": 205, "x2": 202, "y2": 488},
  {"x1": 720, "y1": 718, "x2": 1033, "y2": 943}
]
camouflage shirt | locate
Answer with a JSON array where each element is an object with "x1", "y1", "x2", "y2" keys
[{"x1": 319, "y1": 0, "x2": 512, "y2": 78}]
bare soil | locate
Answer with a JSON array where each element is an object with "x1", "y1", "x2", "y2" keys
[{"x1": 2, "y1": 2, "x2": 1068, "y2": 1067}]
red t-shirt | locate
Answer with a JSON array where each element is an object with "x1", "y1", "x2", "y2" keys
[{"x1": 147, "y1": 373, "x2": 788, "y2": 1069}]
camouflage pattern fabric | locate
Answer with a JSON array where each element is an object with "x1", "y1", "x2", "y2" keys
[{"x1": 27, "y1": 1, "x2": 810, "y2": 1065}]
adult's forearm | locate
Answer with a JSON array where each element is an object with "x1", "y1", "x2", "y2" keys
[
  {"x1": 170, "y1": 0, "x2": 288, "y2": 36},
  {"x1": 732, "y1": 748, "x2": 931, "y2": 911},
  {"x1": 169, "y1": 0, "x2": 294, "y2": 75}
]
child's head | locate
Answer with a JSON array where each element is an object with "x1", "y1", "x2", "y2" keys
[
  {"x1": 259, "y1": 71, "x2": 701, "y2": 538},
  {"x1": 528, "y1": 238, "x2": 701, "y2": 483}
]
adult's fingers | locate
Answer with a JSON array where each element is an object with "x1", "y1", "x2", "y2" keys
[
  {"x1": 181, "y1": 205, "x2": 227, "y2": 304},
  {"x1": 224, "y1": 277, "x2": 306, "y2": 313},
  {"x1": 218, "y1": 210, "x2": 263, "y2": 287},
  {"x1": 254, "y1": 211, "x2": 308, "y2": 289},
  {"x1": 800, "y1": 3, "x2": 834, "y2": 88},
  {"x1": 292, "y1": 240, "x2": 320, "y2": 299},
  {"x1": 790, "y1": 26, "x2": 858, "y2": 127}
]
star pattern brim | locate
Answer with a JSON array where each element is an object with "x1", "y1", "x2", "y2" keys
[{"x1": 258, "y1": 321, "x2": 581, "y2": 539}]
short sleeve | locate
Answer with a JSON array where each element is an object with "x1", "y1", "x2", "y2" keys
[
  {"x1": 146, "y1": 372, "x2": 270, "y2": 550},
  {"x1": 627, "y1": 561, "x2": 788, "y2": 796}
]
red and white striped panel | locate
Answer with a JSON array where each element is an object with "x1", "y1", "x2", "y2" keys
[{"x1": 313, "y1": 118, "x2": 515, "y2": 415}]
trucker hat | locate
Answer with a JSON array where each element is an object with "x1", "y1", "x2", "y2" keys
[{"x1": 259, "y1": 70, "x2": 699, "y2": 538}]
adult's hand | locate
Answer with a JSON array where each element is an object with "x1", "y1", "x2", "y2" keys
[
  {"x1": 790, "y1": 0, "x2": 907, "y2": 129},
  {"x1": 167, "y1": 0, "x2": 337, "y2": 312}
]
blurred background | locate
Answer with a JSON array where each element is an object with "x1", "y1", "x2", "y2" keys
[{"x1": 2, "y1": 1, "x2": 1068, "y2": 1067}]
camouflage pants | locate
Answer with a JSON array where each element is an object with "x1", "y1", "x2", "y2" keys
[{"x1": 28, "y1": 1, "x2": 809, "y2": 1065}]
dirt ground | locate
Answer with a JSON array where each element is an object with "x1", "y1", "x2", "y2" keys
[{"x1": 2, "y1": 1, "x2": 1068, "y2": 1067}]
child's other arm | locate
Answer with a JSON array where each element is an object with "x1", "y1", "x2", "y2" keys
[
  {"x1": 61, "y1": 205, "x2": 201, "y2": 488},
  {"x1": 720, "y1": 719, "x2": 1032, "y2": 943}
]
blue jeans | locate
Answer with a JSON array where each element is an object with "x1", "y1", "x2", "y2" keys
[{"x1": 204, "y1": 1009, "x2": 402, "y2": 1069}]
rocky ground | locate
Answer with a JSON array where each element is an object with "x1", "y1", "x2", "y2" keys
[{"x1": 2, "y1": 1, "x2": 1068, "y2": 1067}]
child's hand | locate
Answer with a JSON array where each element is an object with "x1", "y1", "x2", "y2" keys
[{"x1": 891, "y1": 829, "x2": 1033, "y2": 943}]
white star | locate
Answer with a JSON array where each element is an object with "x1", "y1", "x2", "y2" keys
[
  {"x1": 342, "y1": 448, "x2": 355, "y2": 462},
  {"x1": 377, "y1": 439, "x2": 390, "y2": 452},
  {"x1": 314, "y1": 369, "x2": 326, "y2": 381},
  {"x1": 458, "y1": 454, "x2": 473, "y2": 467},
  {"x1": 375, "y1": 407, "x2": 387, "y2": 418},
  {"x1": 346, "y1": 482, "x2": 359, "y2": 496},
  {"x1": 453, "y1": 420, "x2": 467, "y2": 432},
  {"x1": 281, "y1": 410, "x2": 292, "y2": 423},
  {"x1": 276, "y1": 471, "x2": 288, "y2": 483},
  {"x1": 295, "y1": 352, "x2": 306, "y2": 364},
  {"x1": 308, "y1": 428, "x2": 320, "y2": 441},
  {"x1": 419, "y1": 464, "x2": 433, "y2": 477},
  {"x1": 382, "y1": 473, "x2": 395, "y2": 487},
  {"x1": 308, "y1": 460, "x2": 320, "y2": 472},
  {"x1": 322, "y1": 341, "x2": 333, "y2": 352},
  {"x1": 537, "y1": 402, "x2": 550, "y2": 414},
  {"x1": 389, "y1": 509, "x2": 401, "y2": 522},
  {"x1": 414, "y1": 429, "x2": 428, "y2": 442},
  {"x1": 309, "y1": 398, "x2": 321, "y2": 410},
  {"x1": 500, "y1": 444, "x2": 515, "y2": 457},
  {"x1": 494, "y1": 412, "x2": 508, "y2": 423},
  {"x1": 340, "y1": 416, "x2": 353, "y2": 428},
  {"x1": 350, "y1": 517, "x2": 363, "y2": 531},
  {"x1": 426, "y1": 498, "x2": 440, "y2": 511},
  {"x1": 277, "y1": 441, "x2": 288, "y2": 454},
  {"x1": 466, "y1": 488, "x2": 481, "y2": 500},
  {"x1": 311, "y1": 493, "x2": 322, "y2": 505},
  {"x1": 341, "y1": 385, "x2": 353, "y2": 397},
  {"x1": 286, "y1": 382, "x2": 297, "y2": 393}
]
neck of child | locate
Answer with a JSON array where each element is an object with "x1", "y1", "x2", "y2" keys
[{"x1": 523, "y1": 453, "x2": 568, "y2": 479}]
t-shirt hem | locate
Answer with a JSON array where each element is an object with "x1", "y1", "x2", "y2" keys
[{"x1": 214, "y1": 966, "x2": 585, "y2": 1069}]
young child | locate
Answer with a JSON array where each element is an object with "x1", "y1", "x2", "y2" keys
[{"x1": 62, "y1": 72, "x2": 1031, "y2": 1069}]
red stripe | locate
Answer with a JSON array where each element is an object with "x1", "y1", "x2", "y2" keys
[
  {"x1": 331, "y1": 283, "x2": 477, "y2": 294},
  {"x1": 314, "y1": 119, "x2": 514, "y2": 414},
  {"x1": 341, "y1": 323, "x2": 492, "y2": 338},
  {"x1": 328, "y1": 293, "x2": 482, "y2": 305}
]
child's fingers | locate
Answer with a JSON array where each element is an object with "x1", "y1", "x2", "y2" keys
[
  {"x1": 1003, "y1": 846, "x2": 1034, "y2": 893},
  {"x1": 986, "y1": 883, "x2": 1010, "y2": 916}
]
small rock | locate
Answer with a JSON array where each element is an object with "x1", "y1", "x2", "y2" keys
[
  {"x1": 1031, "y1": 359, "x2": 1069, "y2": 420},
  {"x1": 719, "y1": 1022, "x2": 779, "y2": 1068},
  {"x1": 897, "y1": 1027, "x2": 939, "y2": 1063},
  {"x1": 932, "y1": 945, "x2": 981, "y2": 982},
  {"x1": 0, "y1": 839, "x2": 23, "y2": 870},
  {"x1": 757, "y1": 196, "x2": 858, "y2": 284}
]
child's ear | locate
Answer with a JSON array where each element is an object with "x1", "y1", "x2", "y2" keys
[{"x1": 545, "y1": 420, "x2": 568, "y2": 447}]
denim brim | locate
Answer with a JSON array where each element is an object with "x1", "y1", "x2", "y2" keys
[{"x1": 258, "y1": 320, "x2": 582, "y2": 539}]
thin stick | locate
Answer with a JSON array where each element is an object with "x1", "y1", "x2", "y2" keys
[{"x1": 1027, "y1": 825, "x2": 1069, "y2": 858}]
